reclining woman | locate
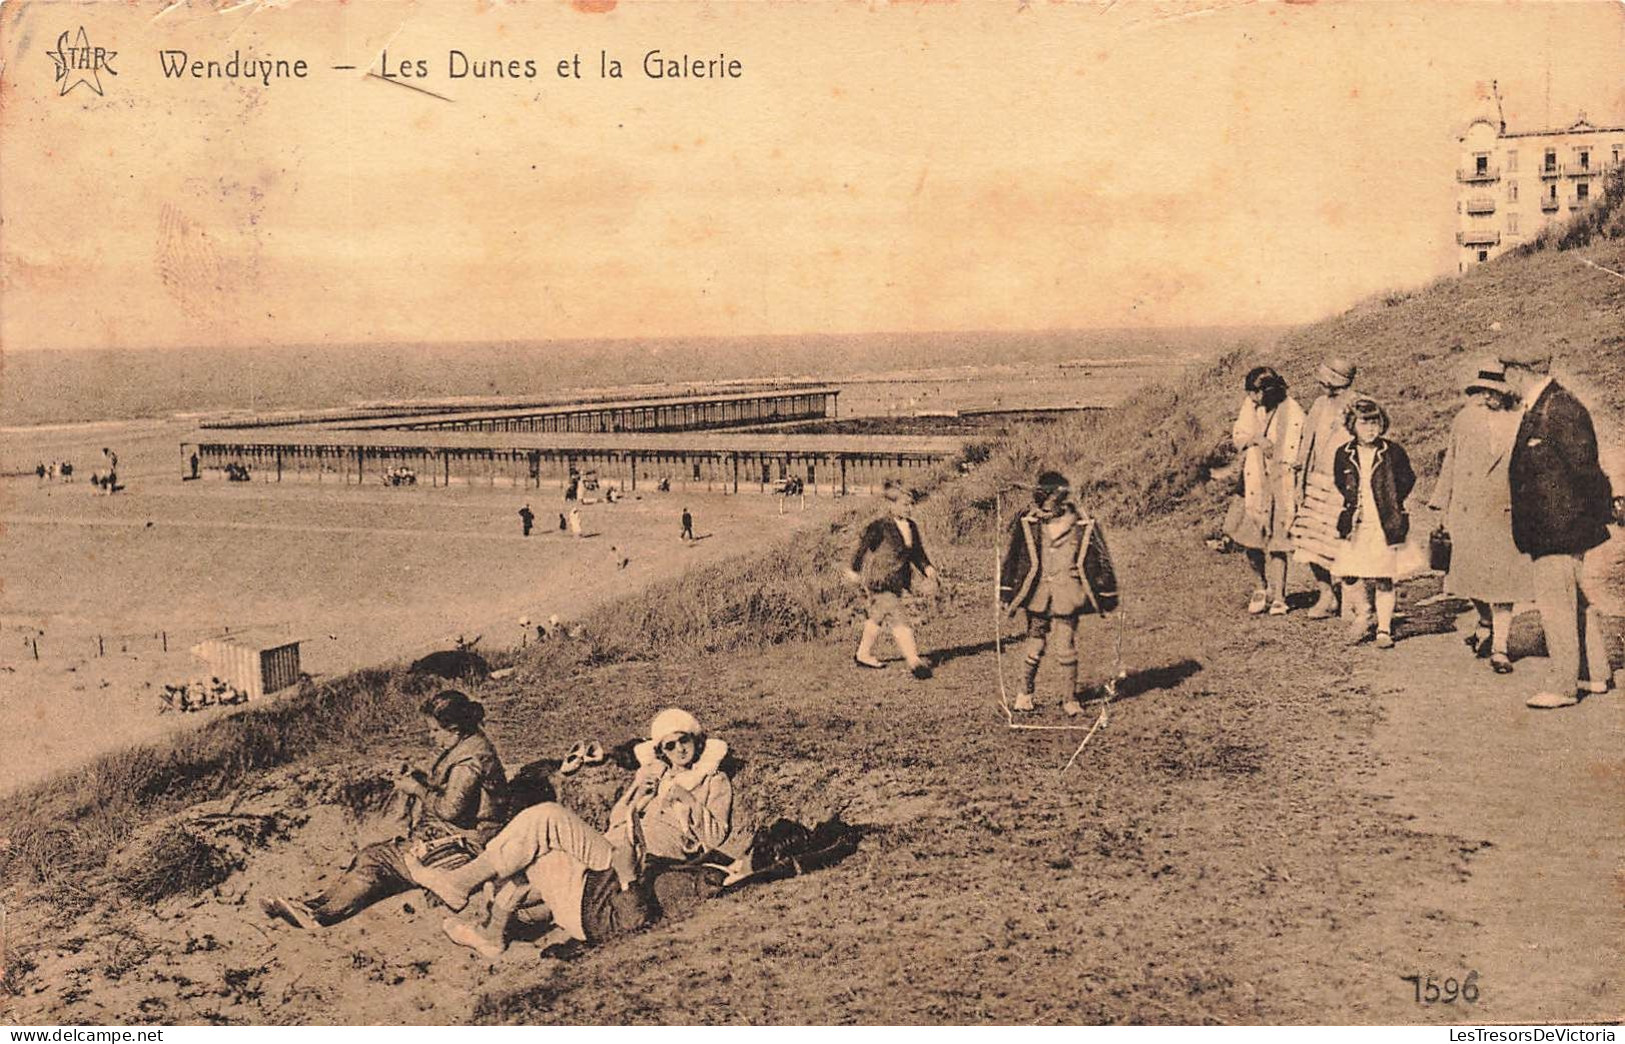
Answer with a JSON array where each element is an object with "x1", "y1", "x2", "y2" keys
[
  {"x1": 417, "y1": 707, "x2": 738, "y2": 958},
  {"x1": 262, "y1": 689, "x2": 508, "y2": 929}
]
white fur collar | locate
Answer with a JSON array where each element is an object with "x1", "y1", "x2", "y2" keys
[{"x1": 632, "y1": 737, "x2": 727, "y2": 791}]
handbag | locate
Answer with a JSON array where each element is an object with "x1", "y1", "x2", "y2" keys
[{"x1": 1428, "y1": 525, "x2": 1452, "y2": 573}]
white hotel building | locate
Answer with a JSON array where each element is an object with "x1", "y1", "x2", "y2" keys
[{"x1": 1456, "y1": 111, "x2": 1624, "y2": 270}]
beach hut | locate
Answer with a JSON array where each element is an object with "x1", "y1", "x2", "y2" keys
[{"x1": 190, "y1": 634, "x2": 303, "y2": 700}]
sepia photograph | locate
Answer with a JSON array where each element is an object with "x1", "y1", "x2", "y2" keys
[{"x1": 1, "y1": 0, "x2": 1622, "y2": 1028}]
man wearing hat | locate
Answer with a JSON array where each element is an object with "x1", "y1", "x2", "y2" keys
[
  {"x1": 1290, "y1": 356, "x2": 1361, "y2": 618},
  {"x1": 845, "y1": 479, "x2": 939, "y2": 679},
  {"x1": 1499, "y1": 342, "x2": 1615, "y2": 708}
]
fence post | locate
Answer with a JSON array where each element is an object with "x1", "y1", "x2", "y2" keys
[
  {"x1": 162, "y1": 631, "x2": 168, "y2": 653},
  {"x1": 98, "y1": 635, "x2": 104, "y2": 657},
  {"x1": 32, "y1": 638, "x2": 39, "y2": 660}
]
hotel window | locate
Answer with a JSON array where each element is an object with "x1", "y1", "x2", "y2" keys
[
  {"x1": 1505, "y1": 149, "x2": 1518, "y2": 172},
  {"x1": 1544, "y1": 149, "x2": 1558, "y2": 171},
  {"x1": 1577, "y1": 149, "x2": 1591, "y2": 171},
  {"x1": 1508, "y1": 181, "x2": 1519, "y2": 202},
  {"x1": 1475, "y1": 153, "x2": 1489, "y2": 174},
  {"x1": 1577, "y1": 182, "x2": 1590, "y2": 201},
  {"x1": 1507, "y1": 213, "x2": 1519, "y2": 234},
  {"x1": 1477, "y1": 250, "x2": 1489, "y2": 263}
]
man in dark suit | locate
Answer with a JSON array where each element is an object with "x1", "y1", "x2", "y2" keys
[
  {"x1": 1500, "y1": 344, "x2": 1615, "y2": 709},
  {"x1": 844, "y1": 480, "x2": 939, "y2": 679}
]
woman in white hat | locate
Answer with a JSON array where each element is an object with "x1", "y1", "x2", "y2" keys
[
  {"x1": 1290, "y1": 356, "x2": 1361, "y2": 618},
  {"x1": 411, "y1": 707, "x2": 737, "y2": 958},
  {"x1": 1427, "y1": 360, "x2": 1535, "y2": 673}
]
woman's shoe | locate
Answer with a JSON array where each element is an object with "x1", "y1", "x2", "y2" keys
[
  {"x1": 853, "y1": 654, "x2": 886, "y2": 670},
  {"x1": 1490, "y1": 654, "x2": 1513, "y2": 675},
  {"x1": 560, "y1": 742, "x2": 587, "y2": 776},
  {"x1": 1268, "y1": 601, "x2": 1289, "y2": 616},
  {"x1": 443, "y1": 916, "x2": 506, "y2": 960},
  {"x1": 1374, "y1": 630, "x2": 1394, "y2": 649},
  {"x1": 1246, "y1": 590, "x2": 1269, "y2": 615},
  {"x1": 1579, "y1": 678, "x2": 1611, "y2": 695},
  {"x1": 582, "y1": 741, "x2": 605, "y2": 766}
]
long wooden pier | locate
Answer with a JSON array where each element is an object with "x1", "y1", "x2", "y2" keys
[{"x1": 186, "y1": 427, "x2": 968, "y2": 496}]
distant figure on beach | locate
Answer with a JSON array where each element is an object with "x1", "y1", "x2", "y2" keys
[
  {"x1": 519, "y1": 503, "x2": 535, "y2": 537},
  {"x1": 1427, "y1": 359, "x2": 1532, "y2": 675},
  {"x1": 1498, "y1": 340, "x2": 1616, "y2": 709},
  {"x1": 680, "y1": 508, "x2": 694, "y2": 541},
  {"x1": 845, "y1": 479, "x2": 938, "y2": 680},
  {"x1": 1291, "y1": 357, "x2": 1360, "y2": 619},
  {"x1": 1332, "y1": 398, "x2": 1416, "y2": 650},
  {"x1": 261, "y1": 690, "x2": 508, "y2": 930},
  {"x1": 569, "y1": 507, "x2": 583, "y2": 538},
  {"x1": 35, "y1": 463, "x2": 46, "y2": 481},
  {"x1": 559, "y1": 512, "x2": 568, "y2": 532},
  {"x1": 1224, "y1": 366, "x2": 1304, "y2": 617},
  {"x1": 59, "y1": 462, "x2": 72, "y2": 481}
]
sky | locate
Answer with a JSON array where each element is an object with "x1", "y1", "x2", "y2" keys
[{"x1": 1, "y1": 0, "x2": 1623, "y2": 353}]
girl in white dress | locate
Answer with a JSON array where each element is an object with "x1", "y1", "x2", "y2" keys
[{"x1": 1331, "y1": 399, "x2": 1416, "y2": 648}]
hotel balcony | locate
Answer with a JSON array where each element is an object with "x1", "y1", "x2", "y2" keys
[
  {"x1": 1464, "y1": 197, "x2": 1496, "y2": 215},
  {"x1": 1457, "y1": 230, "x2": 1501, "y2": 247},
  {"x1": 1538, "y1": 165, "x2": 1564, "y2": 179},
  {"x1": 1567, "y1": 196, "x2": 1592, "y2": 210},
  {"x1": 1565, "y1": 165, "x2": 1597, "y2": 178},
  {"x1": 1541, "y1": 196, "x2": 1561, "y2": 212},
  {"x1": 1457, "y1": 166, "x2": 1501, "y2": 184}
]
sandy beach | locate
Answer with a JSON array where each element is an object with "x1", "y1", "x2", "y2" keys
[{"x1": 0, "y1": 417, "x2": 848, "y2": 794}]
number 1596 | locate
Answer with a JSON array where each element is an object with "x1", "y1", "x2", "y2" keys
[{"x1": 1402, "y1": 972, "x2": 1480, "y2": 1004}]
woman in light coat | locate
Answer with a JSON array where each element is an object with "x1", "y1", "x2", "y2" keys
[
  {"x1": 1428, "y1": 361, "x2": 1534, "y2": 673},
  {"x1": 1290, "y1": 357, "x2": 1361, "y2": 618},
  {"x1": 1225, "y1": 366, "x2": 1305, "y2": 615}
]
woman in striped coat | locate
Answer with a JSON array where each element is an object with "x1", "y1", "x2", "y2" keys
[{"x1": 1290, "y1": 357, "x2": 1360, "y2": 619}]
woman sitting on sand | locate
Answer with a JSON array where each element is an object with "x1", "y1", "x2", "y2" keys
[
  {"x1": 418, "y1": 707, "x2": 739, "y2": 958},
  {"x1": 262, "y1": 689, "x2": 508, "y2": 929}
]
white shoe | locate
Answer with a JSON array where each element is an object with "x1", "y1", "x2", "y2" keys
[
  {"x1": 1246, "y1": 590, "x2": 1268, "y2": 615},
  {"x1": 1013, "y1": 692, "x2": 1035, "y2": 712}
]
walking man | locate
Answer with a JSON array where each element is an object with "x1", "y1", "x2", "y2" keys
[
  {"x1": 519, "y1": 503, "x2": 535, "y2": 537},
  {"x1": 1500, "y1": 342, "x2": 1615, "y2": 709},
  {"x1": 680, "y1": 508, "x2": 695, "y2": 541}
]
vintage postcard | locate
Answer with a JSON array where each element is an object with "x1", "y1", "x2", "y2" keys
[{"x1": 1, "y1": 0, "x2": 1622, "y2": 1028}]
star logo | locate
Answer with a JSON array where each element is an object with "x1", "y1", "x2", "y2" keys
[{"x1": 46, "y1": 27, "x2": 117, "y2": 97}]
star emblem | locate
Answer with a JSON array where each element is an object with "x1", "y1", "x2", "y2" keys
[{"x1": 47, "y1": 28, "x2": 116, "y2": 97}]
